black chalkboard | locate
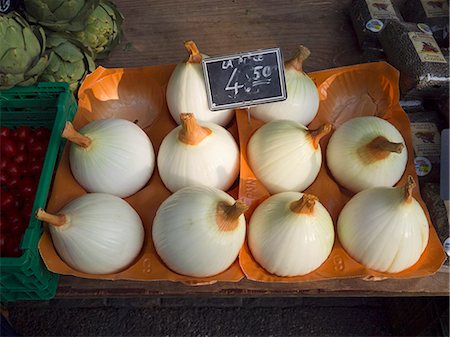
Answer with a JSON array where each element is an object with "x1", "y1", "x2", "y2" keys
[{"x1": 202, "y1": 48, "x2": 287, "y2": 111}]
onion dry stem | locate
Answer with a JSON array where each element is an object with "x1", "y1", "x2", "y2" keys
[
  {"x1": 216, "y1": 201, "x2": 248, "y2": 232},
  {"x1": 35, "y1": 208, "x2": 67, "y2": 227}
]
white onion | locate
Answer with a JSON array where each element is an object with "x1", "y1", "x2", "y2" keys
[
  {"x1": 247, "y1": 120, "x2": 332, "y2": 193},
  {"x1": 338, "y1": 176, "x2": 429, "y2": 273},
  {"x1": 62, "y1": 119, "x2": 155, "y2": 198},
  {"x1": 250, "y1": 46, "x2": 319, "y2": 125},
  {"x1": 326, "y1": 116, "x2": 407, "y2": 193},
  {"x1": 249, "y1": 192, "x2": 334, "y2": 276},
  {"x1": 166, "y1": 40, "x2": 234, "y2": 126},
  {"x1": 152, "y1": 185, "x2": 247, "y2": 277},
  {"x1": 157, "y1": 113, "x2": 239, "y2": 192},
  {"x1": 36, "y1": 193, "x2": 144, "y2": 274}
]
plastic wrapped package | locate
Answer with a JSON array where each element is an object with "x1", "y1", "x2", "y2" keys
[
  {"x1": 349, "y1": 0, "x2": 402, "y2": 50},
  {"x1": 379, "y1": 20, "x2": 449, "y2": 98},
  {"x1": 401, "y1": 0, "x2": 449, "y2": 48}
]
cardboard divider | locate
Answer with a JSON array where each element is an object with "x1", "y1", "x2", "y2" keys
[
  {"x1": 238, "y1": 62, "x2": 446, "y2": 282},
  {"x1": 38, "y1": 64, "x2": 244, "y2": 284}
]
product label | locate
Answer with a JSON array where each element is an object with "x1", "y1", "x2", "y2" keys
[
  {"x1": 414, "y1": 156, "x2": 432, "y2": 176},
  {"x1": 417, "y1": 23, "x2": 433, "y2": 35},
  {"x1": 408, "y1": 32, "x2": 447, "y2": 63},
  {"x1": 366, "y1": 0, "x2": 398, "y2": 19},
  {"x1": 366, "y1": 19, "x2": 384, "y2": 32},
  {"x1": 420, "y1": 0, "x2": 449, "y2": 18},
  {"x1": 444, "y1": 237, "x2": 450, "y2": 256},
  {"x1": 411, "y1": 122, "x2": 441, "y2": 162}
]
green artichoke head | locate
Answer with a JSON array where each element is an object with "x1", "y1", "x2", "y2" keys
[
  {"x1": 24, "y1": 0, "x2": 99, "y2": 32},
  {"x1": 0, "y1": 12, "x2": 48, "y2": 90},
  {"x1": 40, "y1": 33, "x2": 95, "y2": 92},
  {"x1": 73, "y1": 0, "x2": 124, "y2": 59}
]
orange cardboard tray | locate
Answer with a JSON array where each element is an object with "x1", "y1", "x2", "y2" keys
[
  {"x1": 238, "y1": 62, "x2": 446, "y2": 282},
  {"x1": 38, "y1": 65, "x2": 244, "y2": 285}
]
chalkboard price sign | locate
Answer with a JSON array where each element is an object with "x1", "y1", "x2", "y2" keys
[{"x1": 202, "y1": 48, "x2": 287, "y2": 111}]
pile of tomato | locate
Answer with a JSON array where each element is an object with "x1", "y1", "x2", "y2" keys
[{"x1": 1, "y1": 126, "x2": 50, "y2": 257}]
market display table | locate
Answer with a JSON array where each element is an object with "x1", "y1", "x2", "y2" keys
[
  {"x1": 54, "y1": 0, "x2": 449, "y2": 298},
  {"x1": 57, "y1": 273, "x2": 449, "y2": 297}
]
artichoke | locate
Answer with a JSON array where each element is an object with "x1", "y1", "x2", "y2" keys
[
  {"x1": 23, "y1": 0, "x2": 99, "y2": 32},
  {"x1": 0, "y1": 12, "x2": 48, "y2": 90},
  {"x1": 40, "y1": 34, "x2": 95, "y2": 92},
  {"x1": 73, "y1": 0, "x2": 123, "y2": 59}
]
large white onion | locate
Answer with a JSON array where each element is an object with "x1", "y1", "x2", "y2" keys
[
  {"x1": 157, "y1": 113, "x2": 239, "y2": 192},
  {"x1": 326, "y1": 116, "x2": 407, "y2": 193},
  {"x1": 247, "y1": 120, "x2": 332, "y2": 193},
  {"x1": 152, "y1": 185, "x2": 247, "y2": 277},
  {"x1": 36, "y1": 193, "x2": 144, "y2": 274},
  {"x1": 250, "y1": 46, "x2": 319, "y2": 125},
  {"x1": 62, "y1": 119, "x2": 155, "y2": 198},
  {"x1": 249, "y1": 192, "x2": 334, "y2": 276},
  {"x1": 166, "y1": 40, "x2": 234, "y2": 126},
  {"x1": 338, "y1": 176, "x2": 429, "y2": 273}
]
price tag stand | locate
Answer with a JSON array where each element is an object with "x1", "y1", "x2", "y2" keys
[{"x1": 202, "y1": 48, "x2": 287, "y2": 111}]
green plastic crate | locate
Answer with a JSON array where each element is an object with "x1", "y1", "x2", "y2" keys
[{"x1": 0, "y1": 83, "x2": 77, "y2": 302}]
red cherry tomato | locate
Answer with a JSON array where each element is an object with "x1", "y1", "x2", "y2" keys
[
  {"x1": 6, "y1": 162, "x2": 20, "y2": 177},
  {"x1": 9, "y1": 222, "x2": 25, "y2": 237},
  {"x1": 16, "y1": 142, "x2": 27, "y2": 153},
  {"x1": 11, "y1": 188, "x2": 22, "y2": 198},
  {"x1": 5, "y1": 236, "x2": 22, "y2": 257},
  {"x1": 0, "y1": 236, "x2": 7, "y2": 255},
  {"x1": 6, "y1": 176, "x2": 19, "y2": 189},
  {"x1": 21, "y1": 202, "x2": 34, "y2": 222},
  {"x1": 0, "y1": 127, "x2": 11, "y2": 138},
  {"x1": 20, "y1": 165, "x2": 30, "y2": 177},
  {"x1": 0, "y1": 216, "x2": 8, "y2": 234},
  {"x1": 34, "y1": 127, "x2": 51, "y2": 141},
  {"x1": 7, "y1": 208, "x2": 22, "y2": 224},
  {"x1": 0, "y1": 171, "x2": 8, "y2": 185},
  {"x1": 13, "y1": 197, "x2": 22, "y2": 210},
  {"x1": 29, "y1": 155, "x2": 45, "y2": 165},
  {"x1": 18, "y1": 177, "x2": 36, "y2": 199},
  {"x1": 0, "y1": 157, "x2": 8, "y2": 170},
  {"x1": 1, "y1": 138, "x2": 17, "y2": 158},
  {"x1": 27, "y1": 136, "x2": 36, "y2": 147},
  {"x1": 29, "y1": 141, "x2": 47, "y2": 158},
  {"x1": 29, "y1": 161, "x2": 43, "y2": 177},
  {"x1": 1, "y1": 190, "x2": 14, "y2": 209},
  {"x1": 14, "y1": 151, "x2": 28, "y2": 166},
  {"x1": 15, "y1": 126, "x2": 33, "y2": 142}
]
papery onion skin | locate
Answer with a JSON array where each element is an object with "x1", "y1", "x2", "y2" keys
[
  {"x1": 337, "y1": 179, "x2": 429, "y2": 273},
  {"x1": 249, "y1": 192, "x2": 334, "y2": 277},
  {"x1": 166, "y1": 41, "x2": 233, "y2": 126},
  {"x1": 40, "y1": 193, "x2": 144, "y2": 275},
  {"x1": 66, "y1": 119, "x2": 155, "y2": 198},
  {"x1": 250, "y1": 46, "x2": 319, "y2": 125},
  {"x1": 326, "y1": 116, "x2": 408, "y2": 193},
  {"x1": 152, "y1": 185, "x2": 246, "y2": 277},
  {"x1": 157, "y1": 115, "x2": 239, "y2": 192},
  {"x1": 247, "y1": 120, "x2": 330, "y2": 194}
]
